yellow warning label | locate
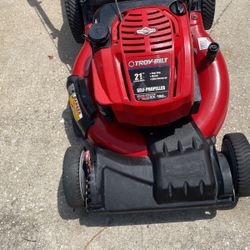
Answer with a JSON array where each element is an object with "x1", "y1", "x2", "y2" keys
[{"x1": 69, "y1": 93, "x2": 83, "y2": 122}]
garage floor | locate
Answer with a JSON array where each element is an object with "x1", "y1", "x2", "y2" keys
[{"x1": 0, "y1": 0, "x2": 250, "y2": 249}]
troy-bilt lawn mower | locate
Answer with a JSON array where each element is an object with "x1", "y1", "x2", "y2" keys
[{"x1": 63, "y1": 0, "x2": 250, "y2": 213}]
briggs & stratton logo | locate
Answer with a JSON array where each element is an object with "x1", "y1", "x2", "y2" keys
[{"x1": 136, "y1": 27, "x2": 157, "y2": 36}]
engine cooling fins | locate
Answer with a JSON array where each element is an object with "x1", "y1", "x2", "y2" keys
[{"x1": 120, "y1": 8, "x2": 173, "y2": 54}]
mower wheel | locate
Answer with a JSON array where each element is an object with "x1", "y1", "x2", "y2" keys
[
  {"x1": 222, "y1": 133, "x2": 250, "y2": 197},
  {"x1": 201, "y1": 0, "x2": 216, "y2": 30},
  {"x1": 63, "y1": 146, "x2": 86, "y2": 208},
  {"x1": 64, "y1": 0, "x2": 85, "y2": 43}
]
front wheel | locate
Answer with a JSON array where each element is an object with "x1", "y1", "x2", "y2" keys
[{"x1": 222, "y1": 133, "x2": 250, "y2": 197}]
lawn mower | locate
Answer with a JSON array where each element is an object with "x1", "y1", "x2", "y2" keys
[{"x1": 62, "y1": 0, "x2": 250, "y2": 213}]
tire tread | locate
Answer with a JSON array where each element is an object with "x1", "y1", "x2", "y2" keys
[
  {"x1": 201, "y1": 0, "x2": 216, "y2": 30},
  {"x1": 64, "y1": 0, "x2": 85, "y2": 43},
  {"x1": 63, "y1": 146, "x2": 85, "y2": 208},
  {"x1": 222, "y1": 133, "x2": 250, "y2": 197}
]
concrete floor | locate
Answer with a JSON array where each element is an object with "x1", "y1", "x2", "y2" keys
[{"x1": 0, "y1": 0, "x2": 250, "y2": 249}]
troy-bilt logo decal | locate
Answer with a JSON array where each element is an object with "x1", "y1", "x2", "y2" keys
[
  {"x1": 136, "y1": 27, "x2": 157, "y2": 36},
  {"x1": 128, "y1": 58, "x2": 168, "y2": 68}
]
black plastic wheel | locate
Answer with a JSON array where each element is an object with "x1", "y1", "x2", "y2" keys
[
  {"x1": 201, "y1": 0, "x2": 216, "y2": 30},
  {"x1": 64, "y1": 0, "x2": 85, "y2": 43},
  {"x1": 63, "y1": 146, "x2": 86, "y2": 208},
  {"x1": 222, "y1": 133, "x2": 250, "y2": 197}
]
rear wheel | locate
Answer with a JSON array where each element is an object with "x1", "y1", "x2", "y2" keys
[
  {"x1": 63, "y1": 146, "x2": 86, "y2": 208},
  {"x1": 64, "y1": 0, "x2": 85, "y2": 43},
  {"x1": 222, "y1": 133, "x2": 250, "y2": 197},
  {"x1": 201, "y1": 0, "x2": 216, "y2": 30}
]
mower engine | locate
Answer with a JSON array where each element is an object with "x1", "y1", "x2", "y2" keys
[
  {"x1": 91, "y1": 6, "x2": 195, "y2": 126},
  {"x1": 63, "y1": 0, "x2": 250, "y2": 214}
]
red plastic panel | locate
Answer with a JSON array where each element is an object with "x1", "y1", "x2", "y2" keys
[
  {"x1": 72, "y1": 12, "x2": 229, "y2": 156},
  {"x1": 190, "y1": 13, "x2": 229, "y2": 137}
]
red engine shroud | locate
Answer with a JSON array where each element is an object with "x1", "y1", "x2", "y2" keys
[
  {"x1": 92, "y1": 7, "x2": 194, "y2": 126},
  {"x1": 93, "y1": 7, "x2": 194, "y2": 126},
  {"x1": 73, "y1": 11, "x2": 229, "y2": 157}
]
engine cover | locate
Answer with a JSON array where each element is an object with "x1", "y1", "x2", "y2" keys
[{"x1": 92, "y1": 6, "x2": 194, "y2": 126}]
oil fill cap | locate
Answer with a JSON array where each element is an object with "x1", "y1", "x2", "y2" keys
[{"x1": 88, "y1": 23, "x2": 110, "y2": 45}]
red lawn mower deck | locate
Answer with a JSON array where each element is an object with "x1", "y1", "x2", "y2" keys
[{"x1": 62, "y1": 0, "x2": 250, "y2": 213}]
